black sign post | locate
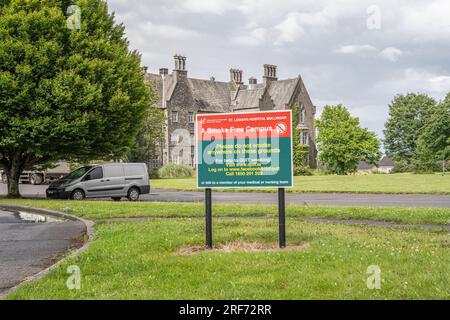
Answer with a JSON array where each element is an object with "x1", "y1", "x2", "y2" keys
[
  {"x1": 205, "y1": 188, "x2": 213, "y2": 249},
  {"x1": 278, "y1": 188, "x2": 286, "y2": 248}
]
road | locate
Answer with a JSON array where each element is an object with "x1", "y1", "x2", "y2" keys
[
  {"x1": 1, "y1": 183, "x2": 449, "y2": 208},
  {"x1": 0, "y1": 209, "x2": 86, "y2": 296}
]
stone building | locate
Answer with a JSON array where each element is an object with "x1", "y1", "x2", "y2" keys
[{"x1": 144, "y1": 54, "x2": 317, "y2": 169}]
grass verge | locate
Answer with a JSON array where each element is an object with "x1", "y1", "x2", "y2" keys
[
  {"x1": 151, "y1": 173, "x2": 450, "y2": 195},
  {"x1": 0, "y1": 199, "x2": 449, "y2": 225},
  {"x1": 6, "y1": 219, "x2": 450, "y2": 299}
]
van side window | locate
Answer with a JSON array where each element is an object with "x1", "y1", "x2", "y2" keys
[
  {"x1": 104, "y1": 165, "x2": 124, "y2": 178},
  {"x1": 124, "y1": 165, "x2": 143, "y2": 176},
  {"x1": 89, "y1": 167, "x2": 103, "y2": 180}
]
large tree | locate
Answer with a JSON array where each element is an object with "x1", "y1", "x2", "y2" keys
[
  {"x1": 0, "y1": 0, "x2": 152, "y2": 197},
  {"x1": 316, "y1": 105, "x2": 381, "y2": 175},
  {"x1": 383, "y1": 93, "x2": 436, "y2": 163},
  {"x1": 412, "y1": 94, "x2": 450, "y2": 172},
  {"x1": 126, "y1": 103, "x2": 164, "y2": 169}
]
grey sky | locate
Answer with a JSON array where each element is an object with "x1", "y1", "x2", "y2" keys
[{"x1": 107, "y1": 0, "x2": 450, "y2": 139}]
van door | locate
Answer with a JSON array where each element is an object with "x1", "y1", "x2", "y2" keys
[
  {"x1": 82, "y1": 167, "x2": 105, "y2": 198},
  {"x1": 102, "y1": 164, "x2": 126, "y2": 196}
]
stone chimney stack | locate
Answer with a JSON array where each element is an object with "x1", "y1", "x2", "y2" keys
[
  {"x1": 263, "y1": 64, "x2": 278, "y2": 86},
  {"x1": 159, "y1": 68, "x2": 168, "y2": 76},
  {"x1": 230, "y1": 68, "x2": 243, "y2": 85},
  {"x1": 249, "y1": 77, "x2": 257, "y2": 89},
  {"x1": 173, "y1": 54, "x2": 187, "y2": 81}
]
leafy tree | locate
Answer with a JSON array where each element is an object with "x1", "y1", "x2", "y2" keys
[
  {"x1": 384, "y1": 93, "x2": 436, "y2": 163},
  {"x1": 0, "y1": 0, "x2": 152, "y2": 197},
  {"x1": 126, "y1": 103, "x2": 164, "y2": 168},
  {"x1": 316, "y1": 105, "x2": 382, "y2": 175},
  {"x1": 412, "y1": 94, "x2": 450, "y2": 172},
  {"x1": 291, "y1": 103, "x2": 312, "y2": 175}
]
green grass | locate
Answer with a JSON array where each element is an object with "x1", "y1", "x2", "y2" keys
[
  {"x1": 7, "y1": 219, "x2": 450, "y2": 299},
  {"x1": 1, "y1": 199, "x2": 449, "y2": 225},
  {"x1": 151, "y1": 173, "x2": 450, "y2": 195}
]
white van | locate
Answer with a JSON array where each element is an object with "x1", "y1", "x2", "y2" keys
[{"x1": 46, "y1": 163, "x2": 150, "y2": 201}]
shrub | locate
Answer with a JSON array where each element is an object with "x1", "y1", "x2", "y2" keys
[
  {"x1": 294, "y1": 166, "x2": 313, "y2": 176},
  {"x1": 392, "y1": 160, "x2": 412, "y2": 173},
  {"x1": 158, "y1": 163, "x2": 194, "y2": 179}
]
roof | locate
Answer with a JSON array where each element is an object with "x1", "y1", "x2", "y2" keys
[
  {"x1": 234, "y1": 87, "x2": 266, "y2": 110},
  {"x1": 267, "y1": 78, "x2": 300, "y2": 109},
  {"x1": 145, "y1": 72, "x2": 301, "y2": 112},
  {"x1": 188, "y1": 78, "x2": 232, "y2": 113},
  {"x1": 145, "y1": 73, "x2": 176, "y2": 108},
  {"x1": 358, "y1": 161, "x2": 375, "y2": 170},
  {"x1": 379, "y1": 156, "x2": 395, "y2": 167}
]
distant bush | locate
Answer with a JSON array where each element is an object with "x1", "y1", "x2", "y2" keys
[
  {"x1": 158, "y1": 164, "x2": 194, "y2": 179},
  {"x1": 148, "y1": 169, "x2": 160, "y2": 179},
  {"x1": 294, "y1": 166, "x2": 313, "y2": 176},
  {"x1": 391, "y1": 160, "x2": 413, "y2": 173}
]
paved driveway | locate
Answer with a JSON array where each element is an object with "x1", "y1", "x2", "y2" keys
[
  {"x1": 0, "y1": 209, "x2": 86, "y2": 296},
  {"x1": 1, "y1": 183, "x2": 449, "y2": 208}
]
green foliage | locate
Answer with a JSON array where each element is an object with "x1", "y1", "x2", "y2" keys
[
  {"x1": 316, "y1": 105, "x2": 382, "y2": 175},
  {"x1": 411, "y1": 97, "x2": 450, "y2": 173},
  {"x1": 384, "y1": 93, "x2": 437, "y2": 163},
  {"x1": 412, "y1": 138, "x2": 440, "y2": 173},
  {"x1": 126, "y1": 103, "x2": 164, "y2": 166},
  {"x1": 158, "y1": 163, "x2": 194, "y2": 179},
  {"x1": 0, "y1": 0, "x2": 152, "y2": 196},
  {"x1": 392, "y1": 159, "x2": 412, "y2": 173},
  {"x1": 292, "y1": 103, "x2": 311, "y2": 175}
]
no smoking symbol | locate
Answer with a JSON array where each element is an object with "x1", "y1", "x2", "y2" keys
[{"x1": 276, "y1": 123, "x2": 287, "y2": 134}]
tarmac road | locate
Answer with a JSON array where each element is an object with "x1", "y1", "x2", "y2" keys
[
  {"x1": 0, "y1": 209, "x2": 86, "y2": 296},
  {"x1": 0, "y1": 183, "x2": 449, "y2": 208}
]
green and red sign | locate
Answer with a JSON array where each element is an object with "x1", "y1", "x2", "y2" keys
[{"x1": 196, "y1": 110, "x2": 293, "y2": 189}]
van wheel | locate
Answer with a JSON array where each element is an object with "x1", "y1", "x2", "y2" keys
[
  {"x1": 30, "y1": 173, "x2": 43, "y2": 185},
  {"x1": 71, "y1": 189, "x2": 85, "y2": 201},
  {"x1": 127, "y1": 187, "x2": 140, "y2": 202},
  {"x1": 1, "y1": 173, "x2": 7, "y2": 184},
  {"x1": 112, "y1": 197, "x2": 121, "y2": 202}
]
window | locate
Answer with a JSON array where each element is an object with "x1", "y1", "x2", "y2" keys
[
  {"x1": 87, "y1": 167, "x2": 103, "y2": 180},
  {"x1": 299, "y1": 105, "x2": 306, "y2": 124},
  {"x1": 171, "y1": 111, "x2": 178, "y2": 123},
  {"x1": 188, "y1": 112, "x2": 195, "y2": 123},
  {"x1": 104, "y1": 165, "x2": 124, "y2": 178},
  {"x1": 124, "y1": 165, "x2": 144, "y2": 176},
  {"x1": 301, "y1": 132, "x2": 309, "y2": 145}
]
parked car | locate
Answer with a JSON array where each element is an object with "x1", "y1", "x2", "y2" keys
[
  {"x1": 0, "y1": 161, "x2": 71, "y2": 185},
  {"x1": 46, "y1": 163, "x2": 150, "y2": 201}
]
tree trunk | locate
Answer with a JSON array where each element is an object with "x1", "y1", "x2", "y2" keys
[{"x1": 6, "y1": 155, "x2": 23, "y2": 198}]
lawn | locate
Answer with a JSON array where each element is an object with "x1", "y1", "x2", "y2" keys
[
  {"x1": 1, "y1": 199, "x2": 449, "y2": 225},
  {"x1": 151, "y1": 173, "x2": 450, "y2": 195},
  {"x1": 6, "y1": 218, "x2": 450, "y2": 299}
]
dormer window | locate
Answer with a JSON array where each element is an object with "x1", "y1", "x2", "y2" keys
[{"x1": 299, "y1": 104, "x2": 306, "y2": 124}]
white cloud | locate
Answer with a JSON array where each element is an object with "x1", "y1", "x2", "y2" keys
[
  {"x1": 137, "y1": 22, "x2": 200, "y2": 40},
  {"x1": 274, "y1": 10, "x2": 331, "y2": 45},
  {"x1": 334, "y1": 44, "x2": 377, "y2": 54},
  {"x1": 379, "y1": 47, "x2": 403, "y2": 62},
  {"x1": 375, "y1": 68, "x2": 450, "y2": 96},
  {"x1": 178, "y1": 0, "x2": 242, "y2": 15},
  {"x1": 232, "y1": 28, "x2": 267, "y2": 46}
]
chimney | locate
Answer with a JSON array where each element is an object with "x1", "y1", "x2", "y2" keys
[
  {"x1": 173, "y1": 54, "x2": 187, "y2": 81},
  {"x1": 230, "y1": 68, "x2": 243, "y2": 85},
  {"x1": 263, "y1": 64, "x2": 278, "y2": 86},
  {"x1": 249, "y1": 77, "x2": 257, "y2": 89},
  {"x1": 159, "y1": 68, "x2": 168, "y2": 76}
]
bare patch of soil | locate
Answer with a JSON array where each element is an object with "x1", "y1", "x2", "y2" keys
[{"x1": 177, "y1": 240, "x2": 310, "y2": 254}]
